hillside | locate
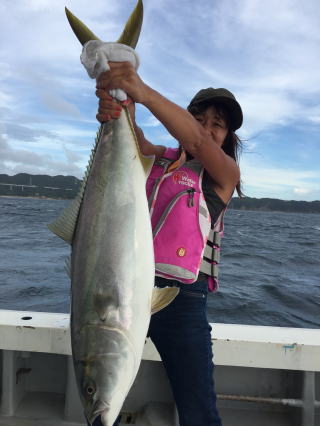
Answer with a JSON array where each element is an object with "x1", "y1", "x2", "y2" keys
[
  {"x1": 229, "y1": 196, "x2": 320, "y2": 214},
  {"x1": 0, "y1": 173, "x2": 319, "y2": 213},
  {"x1": 0, "y1": 173, "x2": 81, "y2": 199}
]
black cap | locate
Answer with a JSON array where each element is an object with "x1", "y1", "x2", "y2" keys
[{"x1": 187, "y1": 87, "x2": 243, "y2": 131}]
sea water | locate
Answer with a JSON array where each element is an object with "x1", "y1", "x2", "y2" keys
[{"x1": 0, "y1": 197, "x2": 319, "y2": 328}]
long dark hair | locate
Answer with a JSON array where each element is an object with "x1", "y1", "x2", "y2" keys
[{"x1": 188, "y1": 101, "x2": 244, "y2": 197}]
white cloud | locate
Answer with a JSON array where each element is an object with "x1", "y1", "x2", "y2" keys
[
  {"x1": 142, "y1": 115, "x2": 161, "y2": 128},
  {"x1": 0, "y1": 91, "x2": 14, "y2": 109},
  {"x1": 307, "y1": 106, "x2": 320, "y2": 124},
  {"x1": 240, "y1": 155, "x2": 320, "y2": 200},
  {"x1": 293, "y1": 188, "x2": 312, "y2": 195},
  {"x1": 0, "y1": 0, "x2": 319, "y2": 200},
  {"x1": 242, "y1": 160, "x2": 319, "y2": 187},
  {"x1": 40, "y1": 92, "x2": 82, "y2": 118}
]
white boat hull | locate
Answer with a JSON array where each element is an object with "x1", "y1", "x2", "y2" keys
[{"x1": 0, "y1": 310, "x2": 319, "y2": 426}]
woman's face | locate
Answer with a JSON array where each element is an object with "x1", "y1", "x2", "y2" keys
[{"x1": 193, "y1": 105, "x2": 228, "y2": 148}]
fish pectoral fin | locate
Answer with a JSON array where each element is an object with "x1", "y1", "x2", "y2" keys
[
  {"x1": 151, "y1": 287, "x2": 180, "y2": 315},
  {"x1": 140, "y1": 153, "x2": 155, "y2": 178}
]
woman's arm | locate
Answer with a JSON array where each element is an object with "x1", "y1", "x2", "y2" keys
[
  {"x1": 140, "y1": 87, "x2": 240, "y2": 196},
  {"x1": 96, "y1": 62, "x2": 239, "y2": 197},
  {"x1": 96, "y1": 89, "x2": 166, "y2": 159}
]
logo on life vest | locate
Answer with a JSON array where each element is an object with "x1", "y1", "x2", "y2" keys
[
  {"x1": 177, "y1": 247, "x2": 186, "y2": 257},
  {"x1": 172, "y1": 171, "x2": 196, "y2": 188}
]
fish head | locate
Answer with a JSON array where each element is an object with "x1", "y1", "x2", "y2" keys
[{"x1": 75, "y1": 325, "x2": 136, "y2": 426}]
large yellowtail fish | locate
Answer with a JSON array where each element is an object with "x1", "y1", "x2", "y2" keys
[{"x1": 49, "y1": 1, "x2": 178, "y2": 424}]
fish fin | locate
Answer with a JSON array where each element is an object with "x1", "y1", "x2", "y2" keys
[
  {"x1": 47, "y1": 197, "x2": 81, "y2": 244},
  {"x1": 65, "y1": 0, "x2": 143, "y2": 48},
  {"x1": 124, "y1": 106, "x2": 155, "y2": 177},
  {"x1": 65, "y1": 7, "x2": 100, "y2": 46},
  {"x1": 47, "y1": 123, "x2": 109, "y2": 244},
  {"x1": 151, "y1": 287, "x2": 180, "y2": 315},
  {"x1": 117, "y1": 0, "x2": 143, "y2": 48},
  {"x1": 139, "y1": 153, "x2": 155, "y2": 178}
]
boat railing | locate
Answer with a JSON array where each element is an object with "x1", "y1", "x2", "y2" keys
[{"x1": 0, "y1": 310, "x2": 319, "y2": 425}]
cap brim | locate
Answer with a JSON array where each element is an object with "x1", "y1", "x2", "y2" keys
[{"x1": 191, "y1": 96, "x2": 243, "y2": 131}]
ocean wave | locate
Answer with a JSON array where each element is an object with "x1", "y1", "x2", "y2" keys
[{"x1": 1, "y1": 198, "x2": 319, "y2": 328}]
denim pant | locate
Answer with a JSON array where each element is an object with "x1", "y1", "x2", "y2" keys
[
  {"x1": 148, "y1": 277, "x2": 222, "y2": 426},
  {"x1": 88, "y1": 278, "x2": 221, "y2": 426}
]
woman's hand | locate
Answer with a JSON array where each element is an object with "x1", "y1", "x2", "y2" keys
[
  {"x1": 95, "y1": 90, "x2": 122, "y2": 123},
  {"x1": 96, "y1": 61, "x2": 149, "y2": 105},
  {"x1": 95, "y1": 88, "x2": 136, "y2": 124}
]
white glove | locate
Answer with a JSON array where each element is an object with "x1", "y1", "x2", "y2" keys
[{"x1": 80, "y1": 40, "x2": 140, "y2": 101}]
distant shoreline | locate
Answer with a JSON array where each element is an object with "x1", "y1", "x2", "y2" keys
[
  {"x1": 1, "y1": 194, "x2": 320, "y2": 215},
  {"x1": 1, "y1": 173, "x2": 319, "y2": 213}
]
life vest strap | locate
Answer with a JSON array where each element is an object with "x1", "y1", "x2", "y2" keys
[{"x1": 199, "y1": 231, "x2": 222, "y2": 278}]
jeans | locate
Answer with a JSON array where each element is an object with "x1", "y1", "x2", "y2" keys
[
  {"x1": 87, "y1": 278, "x2": 221, "y2": 426},
  {"x1": 148, "y1": 277, "x2": 222, "y2": 426}
]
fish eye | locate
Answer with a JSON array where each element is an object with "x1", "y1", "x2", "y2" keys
[
  {"x1": 82, "y1": 380, "x2": 96, "y2": 397},
  {"x1": 86, "y1": 385, "x2": 95, "y2": 395}
]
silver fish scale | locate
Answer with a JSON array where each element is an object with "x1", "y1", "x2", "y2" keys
[
  {"x1": 72, "y1": 113, "x2": 140, "y2": 328},
  {"x1": 69, "y1": 109, "x2": 155, "y2": 425}
]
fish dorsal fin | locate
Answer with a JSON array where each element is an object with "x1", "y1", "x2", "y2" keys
[
  {"x1": 117, "y1": 0, "x2": 143, "y2": 48},
  {"x1": 47, "y1": 123, "x2": 110, "y2": 244},
  {"x1": 124, "y1": 106, "x2": 154, "y2": 177},
  {"x1": 151, "y1": 287, "x2": 180, "y2": 315}
]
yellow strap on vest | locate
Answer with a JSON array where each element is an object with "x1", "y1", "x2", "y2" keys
[{"x1": 167, "y1": 148, "x2": 186, "y2": 173}]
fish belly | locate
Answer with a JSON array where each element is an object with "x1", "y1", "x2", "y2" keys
[{"x1": 71, "y1": 111, "x2": 154, "y2": 418}]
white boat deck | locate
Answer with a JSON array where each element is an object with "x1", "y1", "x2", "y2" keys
[{"x1": 0, "y1": 310, "x2": 319, "y2": 425}]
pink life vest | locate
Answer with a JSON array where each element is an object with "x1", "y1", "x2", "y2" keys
[{"x1": 146, "y1": 148, "x2": 227, "y2": 292}]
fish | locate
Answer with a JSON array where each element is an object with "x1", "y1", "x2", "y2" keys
[{"x1": 48, "y1": 2, "x2": 178, "y2": 425}]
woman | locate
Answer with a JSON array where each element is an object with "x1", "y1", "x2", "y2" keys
[{"x1": 93, "y1": 61, "x2": 243, "y2": 426}]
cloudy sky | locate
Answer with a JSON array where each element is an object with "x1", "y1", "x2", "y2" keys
[{"x1": 1, "y1": 0, "x2": 319, "y2": 201}]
